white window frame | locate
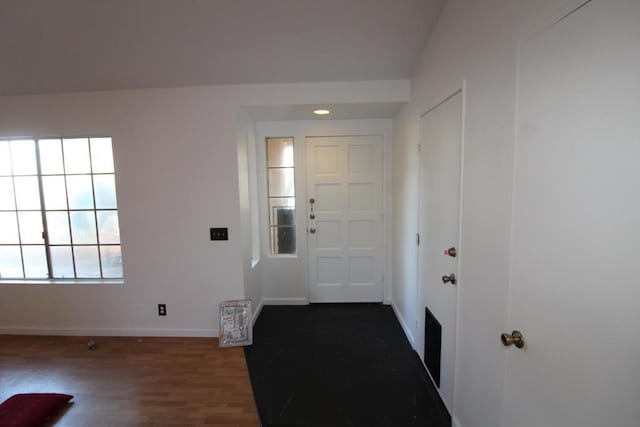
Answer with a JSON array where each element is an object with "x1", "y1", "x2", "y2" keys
[
  {"x1": 265, "y1": 137, "x2": 296, "y2": 256},
  {"x1": 0, "y1": 136, "x2": 123, "y2": 283}
]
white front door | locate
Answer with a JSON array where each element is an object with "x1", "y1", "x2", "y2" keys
[
  {"x1": 306, "y1": 136, "x2": 384, "y2": 303},
  {"x1": 503, "y1": 2, "x2": 640, "y2": 426},
  {"x1": 418, "y1": 91, "x2": 463, "y2": 411}
]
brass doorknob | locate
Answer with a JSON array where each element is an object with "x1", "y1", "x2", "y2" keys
[
  {"x1": 309, "y1": 228, "x2": 316, "y2": 234},
  {"x1": 442, "y1": 273, "x2": 456, "y2": 284},
  {"x1": 309, "y1": 214, "x2": 315, "y2": 219},
  {"x1": 501, "y1": 330, "x2": 525, "y2": 349}
]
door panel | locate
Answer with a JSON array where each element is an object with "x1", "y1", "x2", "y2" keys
[
  {"x1": 418, "y1": 91, "x2": 463, "y2": 412},
  {"x1": 503, "y1": 2, "x2": 640, "y2": 426},
  {"x1": 307, "y1": 136, "x2": 383, "y2": 302}
]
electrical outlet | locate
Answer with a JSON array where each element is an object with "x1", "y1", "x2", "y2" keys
[
  {"x1": 210, "y1": 227, "x2": 229, "y2": 241},
  {"x1": 158, "y1": 304, "x2": 167, "y2": 316}
]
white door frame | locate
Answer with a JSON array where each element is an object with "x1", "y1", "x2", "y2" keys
[
  {"x1": 254, "y1": 120, "x2": 393, "y2": 305},
  {"x1": 416, "y1": 82, "x2": 466, "y2": 417},
  {"x1": 502, "y1": 2, "x2": 640, "y2": 425}
]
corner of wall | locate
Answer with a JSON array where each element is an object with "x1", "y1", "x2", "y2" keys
[
  {"x1": 391, "y1": 300, "x2": 416, "y2": 349},
  {"x1": 252, "y1": 298, "x2": 264, "y2": 325}
]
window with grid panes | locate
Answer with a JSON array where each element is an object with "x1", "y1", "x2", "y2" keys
[
  {"x1": 0, "y1": 137, "x2": 123, "y2": 280},
  {"x1": 266, "y1": 137, "x2": 296, "y2": 255}
]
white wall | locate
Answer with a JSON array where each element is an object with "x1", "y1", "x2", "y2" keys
[
  {"x1": 390, "y1": 104, "x2": 420, "y2": 345},
  {"x1": 235, "y1": 109, "x2": 263, "y2": 320},
  {"x1": 0, "y1": 80, "x2": 409, "y2": 336},
  {"x1": 391, "y1": 1, "x2": 521, "y2": 426},
  {"x1": 255, "y1": 119, "x2": 394, "y2": 305}
]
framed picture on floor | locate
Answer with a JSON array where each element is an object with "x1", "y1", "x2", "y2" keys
[{"x1": 219, "y1": 299, "x2": 253, "y2": 347}]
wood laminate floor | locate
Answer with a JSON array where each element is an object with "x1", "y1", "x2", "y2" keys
[{"x1": 0, "y1": 336, "x2": 259, "y2": 426}]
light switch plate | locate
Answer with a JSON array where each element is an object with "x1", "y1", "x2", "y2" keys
[{"x1": 210, "y1": 227, "x2": 229, "y2": 241}]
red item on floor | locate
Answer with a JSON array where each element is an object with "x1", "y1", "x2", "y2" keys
[{"x1": 0, "y1": 393, "x2": 73, "y2": 427}]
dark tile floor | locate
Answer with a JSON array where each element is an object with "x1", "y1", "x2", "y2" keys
[{"x1": 244, "y1": 304, "x2": 451, "y2": 427}]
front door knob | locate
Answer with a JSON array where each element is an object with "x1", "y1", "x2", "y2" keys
[
  {"x1": 309, "y1": 228, "x2": 316, "y2": 234},
  {"x1": 501, "y1": 330, "x2": 525, "y2": 349},
  {"x1": 442, "y1": 273, "x2": 456, "y2": 285},
  {"x1": 444, "y1": 247, "x2": 457, "y2": 257}
]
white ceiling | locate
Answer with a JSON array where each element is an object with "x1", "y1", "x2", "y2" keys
[
  {"x1": 0, "y1": 0, "x2": 444, "y2": 96},
  {"x1": 244, "y1": 102, "x2": 407, "y2": 121}
]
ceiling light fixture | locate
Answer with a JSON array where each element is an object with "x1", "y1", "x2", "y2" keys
[{"x1": 313, "y1": 109, "x2": 331, "y2": 116}]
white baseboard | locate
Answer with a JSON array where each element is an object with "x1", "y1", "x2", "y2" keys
[
  {"x1": 262, "y1": 297, "x2": 308, "y2": 305},
  {"x1": 391, "y1": 301, "x2": 416, "y2": 348},
  {"x1": 394, "y1": 304, "x2": 456, "y2": 421},
  {"x1": 0, "y1": 326, "x2": 218, "y2": 337},
  {"x1": 252, "y1": 299, "x2": 264, "y2": 325}
]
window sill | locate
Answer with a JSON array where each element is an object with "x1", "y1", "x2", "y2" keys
[
  {"x1": 267, "y1": 254, "x2": 298, "y2": 259},
  {"x1": 0, "y1": 279, "x2": 124, "y2": 286}
]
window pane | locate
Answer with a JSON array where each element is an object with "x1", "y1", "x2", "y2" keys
[
  {"x1": 0, "y1": 135, "x2": 123, "y2": 280},
  {"x1": 100, "y1": 246, "x2": 122, "y2": 278},
  {"x1": 270, "y1": 226, "x2": 296, "y2": 254},
  {"x1": 42, "y1": 176, "x2": 68, "y2": 210},
  {"x1": 18, "y1": 211, "x2": 44, "y2": 244},
  {"x1": 274, "y1": 207, "x2": 295, "y2": 226},
  {"x1": 0, "y1": 212, "x2": 19, "y2": 244},
  {"x1": 0, "y1": 177, "x2": 16, "y2": 210},
  {"x1": 46, "y1": 212, "x2": 71, "y2": 244},
  {"x1": 23, "y1": 245, "x2": 48, "y2": 278},
  {"x1": 74, "y1": 245, "x2": 100, "y2": 277},
  {"x1": 70, "y1": 211, "x2": 97, "y2": 244},
  {"x1": 10, "y1": 140, "x2": 37, "y2": 175},
  {"x1": 0, "y1": 140, "x2": 11, "y2": 175},
  {"x1": 267, "y1": 138, "x2": 294, "y2": 167},
  {"x1": 93, "y1": 175, "x2": 117, "y2": 208},
  {"x1": 90, "y1": 138, "x2": 114, "y2": 173},
  {"x1": 39, "y1": 139, "x2": 64, "y2": 175},
  {"x1": 63, "y1": 138, "x2": 91, "y2": 174},
  {"x1": 14, "y1": 176, "x2": 41, "y2": 210},
  {"x1": 97, "y1": 211, "x2": 120, "y2": 244},
  {"x1": 269, "y1": 198, "x2": 295, "y2": 226},
  {"x1": 0, "y1": 246, "x2": 23, "y2": 278},
  {"x1": 268, "y1": 168, "x2": 295, "y2": 197},
  {"x1": 66, "y1": 175, "x2": 94, "y2": 209},
  {"x1": 51, "y1": 246, "x2": 74, "y2": 278}
]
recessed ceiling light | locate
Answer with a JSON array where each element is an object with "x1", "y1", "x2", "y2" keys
[{"x1": 313, "y1": 109, "x2": 331, "y2": 115}]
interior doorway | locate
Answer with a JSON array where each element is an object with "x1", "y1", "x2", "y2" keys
[
  {"x1": 254, "y1": 120, "x2": 392, "y2": 306},
  {"x1": 502, "y1": 2, "x2": 640, "y2": 425},
  {"x1": 417, "y1": 90, "x2": 464, "y2": 412}
]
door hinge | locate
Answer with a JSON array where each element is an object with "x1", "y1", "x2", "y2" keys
[{"x1": 416, "y1": 233, "x2": 420, "y2": 245}]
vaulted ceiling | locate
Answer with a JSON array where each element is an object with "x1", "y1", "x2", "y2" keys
[{"x1": 0, "y1": 0, "x2": 444, "y2": 96}]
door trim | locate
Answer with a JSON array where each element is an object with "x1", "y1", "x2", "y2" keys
[
  {"x1": 254, "y1": 120, "x2": 392, "y2": 305},
  {"x1": 416, "y1": 81, "x2": 467, "y2": 417}
]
